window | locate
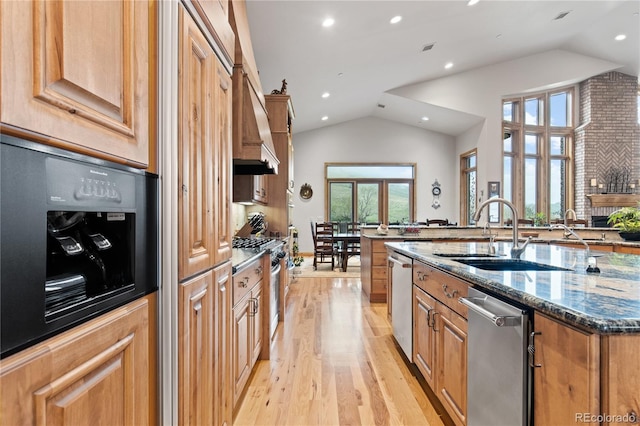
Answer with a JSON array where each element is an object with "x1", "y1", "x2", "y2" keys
[
  {"x1": 502, "y1": 88, "x2": 574, "y2": 222},
  {"x1": 460, "y1": 150, "x2": 477, "y2": 225},
  {"x1": 326, "y1": 164, "x2": 415, "y2": 224}
]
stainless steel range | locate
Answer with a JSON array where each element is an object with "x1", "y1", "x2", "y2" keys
[{"x1": 232, "y1": 237, "x2": 286, "y2": 339}]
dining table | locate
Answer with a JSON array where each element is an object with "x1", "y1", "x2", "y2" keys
[{"x1": 332, "y1": 232, "x2": 361, "y2": 271}]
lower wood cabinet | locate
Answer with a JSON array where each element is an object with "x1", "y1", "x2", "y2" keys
[
  {"x1": 532, "y1": 313, "x2": 600, "y2": 425},
  {"x1": 413, "y1": 284, "x2": 468, "y2": 426},
  {"x1": 0, "y1": 296, "x2": 152, "y2": 425},
  {"x1": 232, "y1": 281, "x2": 263, "y2": 406},
  {"x1": 178, "y1": 261, "x2": 232, "y2": 426}
]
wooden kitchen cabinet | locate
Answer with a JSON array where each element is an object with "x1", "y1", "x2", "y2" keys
[
  {"x1": 436, "y1": 301, "x2": 468, "y2": 426},
  {"x1": 233, "y1": 174, "x2": 269, "y2": 204},
  {"x1": 263, "y1": 94, "x2": 296, "y2": 237},
  {"x1": 214, "y1": 262, "x2": 233, "y2": 426},
  {"x1": 1, "y1": 0, "x2": 155, "y2": 168},
  {"x1": 0, "y1": 296, "x2": 151, "y2": 425},
  {"x1": 361, "y1": 238, "x2": 390, "y2": 302},
  {"x1": 412, "y1": 261, "x2": 468, "y2": 426},
  {"x1": 178, "y1": 270, "x2": 215, "y2": 426},
  {"x1": 532, "y1": 313, "x2": 600, "y2": 425},
  {"x1": 413, "y1": 286, "x2": 437, "y2": 389},
  {"x1": 232, "y1": 257, "x2": 265, "y2": 407},
  {"x1": 177, "y1": 6, "x2": 234, "y2": 426},
  {"x1": 601, "y1": 334, "x2": 640, "y2": 425},
  {"x1": 178, "y1": 5, "x2": 232, "y2": 281}
]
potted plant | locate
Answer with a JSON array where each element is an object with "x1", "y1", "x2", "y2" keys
[
  {"x1": 533, "y1": 212, "x2": 547, "y2": 227},
  {"x1": 607, "y1": 203, "x2": 640, "y2": 241}
]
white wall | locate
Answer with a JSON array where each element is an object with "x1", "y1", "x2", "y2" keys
[
  {"x1": 292, "y1": 116, "x2": 455, "y2": 253},
  {"x1": 391, "y1": 49, "x2": 622, "y2": 221}
]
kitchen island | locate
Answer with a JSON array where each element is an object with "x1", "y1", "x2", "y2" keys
[{"x1": 385, "y1": 241, "x2": 639, "y2": 426}]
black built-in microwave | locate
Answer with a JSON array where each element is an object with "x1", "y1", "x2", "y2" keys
[{"x1": 1, "y1": 135, "x2": 158, "y2": 358}]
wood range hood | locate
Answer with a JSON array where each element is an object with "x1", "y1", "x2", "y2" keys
[
  {"x1": 230, "y1": 0, "x2": 279, "y2": 176},
  {"x1": 232, "y1": 68, "x2": 279, "y2": 175}
]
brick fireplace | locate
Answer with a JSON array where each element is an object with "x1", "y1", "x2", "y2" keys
[{"x1": 574, "y1": 71, "x2": 640, "y2": 224}]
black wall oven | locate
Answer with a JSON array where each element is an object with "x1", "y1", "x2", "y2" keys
[{"x1": 1, "y1": 135, "x2": 158, "y2": 358}]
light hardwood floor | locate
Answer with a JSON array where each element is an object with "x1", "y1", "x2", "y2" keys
[{"x1": 233, "y1": 276, "x2": 446, "y2": 426}]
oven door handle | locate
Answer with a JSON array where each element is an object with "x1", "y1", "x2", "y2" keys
[{"x1": 271, "y1": 262, "x2": 282, "y2": 275}]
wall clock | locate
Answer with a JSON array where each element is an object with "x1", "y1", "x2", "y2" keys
[
  {"x1": 431, "y1": 179, "x2": 441, "y2": 209},
  {"x1": 300, "y1": 183, "x2": 313, "y2": 199}
]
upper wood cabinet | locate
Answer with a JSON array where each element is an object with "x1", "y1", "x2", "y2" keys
[
  {"x1": 263, "y1": 94, "x2": 295, "y2": 236},
  {"x1": 190, "y1": 0, "x2": 235, "y2": 64},
  {"x1": 0, "y1": 297, "x2": 151, "y2": 425},
  {"x1": 0, "y1": 0, "x2": 155, "y2": 168},
  {"x1": 178, "y1": 6, "x2": 232, "y2": 281}
]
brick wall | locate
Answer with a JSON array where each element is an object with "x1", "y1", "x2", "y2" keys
[{"x1": 574, "y1": 71, "x2": 640, "y2": 222}]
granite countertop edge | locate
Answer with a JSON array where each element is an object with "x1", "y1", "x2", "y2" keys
[{"x1": 385, "y1": 242, "x2": 640, "y2": 335}]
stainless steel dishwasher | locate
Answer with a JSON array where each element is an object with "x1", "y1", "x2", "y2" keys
[
  {"x1": 388, "y1": 252, "x2": 413, "y2": 360},
  {"x1": 459, "y1": 287, "x2": 531, "y2": 426}
]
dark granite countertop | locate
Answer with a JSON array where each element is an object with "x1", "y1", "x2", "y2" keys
[{"x1": 385, "y1": 241, "x2": 640, "y2": 334}]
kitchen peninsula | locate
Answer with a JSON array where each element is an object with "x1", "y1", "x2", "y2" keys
[{"x1": 386, "y1": 240, "x2": 640, "y2": 426}]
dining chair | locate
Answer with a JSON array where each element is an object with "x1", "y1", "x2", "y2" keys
[
  {"x1": 567, "y1": 218, "x2": 588, "y2": 226},
  {"x1": 505, "y1": 218, "x2": 534, "y2": 226},
  {"x1": 342, "y1": 222, "x2": 361, "y2": 271},
  {"x1": 427, "y1": 219, "x2": 449, "y2": 226},
  {"x1": 313, "y1": 222, "x2": 335, "y2": 270}
]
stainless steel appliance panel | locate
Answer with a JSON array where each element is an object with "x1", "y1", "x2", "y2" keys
[
  {"x1": 389, "y1": 252, "x2": 413, "y2": 360},
  {"x1": 460, "y1": 287, "x2": 531, "y2": 426}
]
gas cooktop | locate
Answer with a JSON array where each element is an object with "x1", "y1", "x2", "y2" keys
[{"x1": 232, "y1": 237, "x2": 282, "y2": 252}]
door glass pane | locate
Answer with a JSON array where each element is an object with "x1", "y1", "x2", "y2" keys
[
  {"x1": 503, "y1": 156, "x2": 512, "y2": 202},
  {"x1": 525, "y1": 98, "x2": 541, "y2": 125},
  {"x1": 467, "y1": 170, "x2": 476, "y2": 225},
  {"x1": 329, "y1": 182, "x2": 353, "y2": 223},
  {"x1": 549, "y1": 159, "x2": 565, "y2": 220},
  {"x1": 387, "y1": 183, "x2": 410, "y2": 224},
  {"x1": 524, "y1": 158, "x2": 537, "y2": 219},
  {"x1": 356, "y1": 183, "x2": 379, "y2": 223},
  {"x1": 550, "y1": 92, "x2": 568, "y2": 127}
]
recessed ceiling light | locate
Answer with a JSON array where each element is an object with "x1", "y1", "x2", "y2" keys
[
  {"x1": 337, "y1": 72, "x2": 344, "y2": 77},
  {"x1": 444, "y1": 62, "x2": 454, "y2": 69},
  {"x1": 615, "y1": 34, "x2": 627, "y2": 41},
  {"x1": 322, "y1": 92, "x2": 330, "y2": 99},
  {"x1": 321, "y1": 116, "x2": 329, "y2": 121},
  {"x1": 421, "y1": 116, "x2": 430, "y2": 122},
  {"x1": 467, "y1": 0, "x2": 480, "y2": 6},
  {"x1": 322, "y1": 18, "x2": 335, "y2": 27},
  {"x1": 390, "y1": 15, "x2": 402, "y2": 24}
]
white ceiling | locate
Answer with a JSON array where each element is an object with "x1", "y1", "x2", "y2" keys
[{"x1": 246, "y1": 0, "x2": 639, "y2": 136}]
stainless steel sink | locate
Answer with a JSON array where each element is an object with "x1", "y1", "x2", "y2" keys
[{"x1": 452, "y1": 258, "x2": 571, "y2": 271}]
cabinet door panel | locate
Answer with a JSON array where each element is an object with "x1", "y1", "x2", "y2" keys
[
  {"x1": 213, "y1": 66, "x2": 233, "y2": 263},
  {"x1": 413, "y1": 286, "x2": 437, "y2": 389},
  {"x1": 0, "y1": 298, "x2": 150, "y2": 425},
  {"x1": 214, "y1": 263, "x2": 233, "y2": 426},
  {"x1": 533, "y1": 313, "x2": 599, "y2": 425},
  {"x1": 233, "y1": 294, "x2": 251, "y2": 406},
  {"x1": 436, "y1": 304, "x2": 467, "y2": 426},
  {"x1": 178, "y1": 271, "x2": 215, "y2": 426},
  {"x1": 251, "y1": 282, "x2": 264, "y2": 365},
  {"x1": 178, "y1": 7, "x2": 215, "y2": 280},
  {"x1": 1, "y1": 0, "x2": 151, "y2": 166}
]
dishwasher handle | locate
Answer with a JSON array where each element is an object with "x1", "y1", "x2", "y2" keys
[{"x1": 459, "y1": 296, "x2": 521, "y2": 327}]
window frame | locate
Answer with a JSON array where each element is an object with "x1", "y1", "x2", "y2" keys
[
  {"x1": 325, "y1": 163, "x2": 415, "y2": 224},
  {"x1": 459, "y1": 149, "x2": 477, "y2": 226},
  {"x1": 502, "y1": 87, "x2": 575, "y2": 222}
]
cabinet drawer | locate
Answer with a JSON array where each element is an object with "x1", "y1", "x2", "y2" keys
[
  {"x1": 372, "y1": 240, "x2": 388, "y2": 253},
  {"x1": 233, "y1": 260, "x2": 264, "y2": 306},
  {"x1": 372, "y1": 251, "x2": 389, "y2": 266},
  {"x1": 414, "y1": 262, "x2": 468, "y2": 319}
]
